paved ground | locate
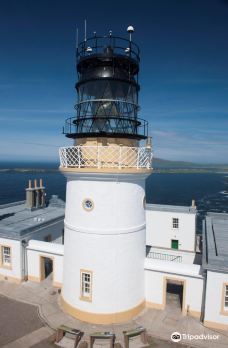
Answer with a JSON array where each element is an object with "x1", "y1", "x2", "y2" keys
[
  {"x1": 30, "y1": 336, "x2": 192, "y2": 348},
  {"x1": 0, "y1": 295, "x2": 43, "y2": 346},
  {"x1": 31, "y1": 337, "x2": 56, "y2": 348},
  {"x1": 0, "y1": 278, "x2": 228, "y2": 348}
]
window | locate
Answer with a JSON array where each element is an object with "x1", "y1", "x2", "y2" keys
[
  {"x1": 221, "y1": 283, "x2": 228, "y2": 315},
  {"x1": 80, "y1": 270, "x2": 92, "y2": 301},
  {"x1": 2, "y1": 246, "x2": 11, "y2": 267},
  {"x1": 82, "y1": 199, "x2": 94, "y2": 211},
  {"x1": 225, "y1": 285, "x2": 228, "y2": 308},
  {"x1": 172, "y1": 218, "x2": 179, "y2": 229}
]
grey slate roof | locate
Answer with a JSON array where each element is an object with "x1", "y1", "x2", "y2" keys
[
  {"x1": 146, "y1": 203, "x2": 197, "y2": 214},
  {"x1": 0, "y1": 196, "x2": 65, "y2": 240},
  {"x1": 203, "y1": 212, "x2": 228, "y2": 272}
]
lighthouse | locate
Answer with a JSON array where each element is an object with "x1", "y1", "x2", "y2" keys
[{"x1": 59, "y1": 27, "x2": 152, "y2": 324}]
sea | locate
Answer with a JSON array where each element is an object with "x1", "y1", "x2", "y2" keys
[{"x1": 0, "y1": 162, "x2": 228, "y2": 233}]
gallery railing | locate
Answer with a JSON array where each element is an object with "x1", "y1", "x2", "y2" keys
[{"x1": 59, "y1": 145, "x2": 152, "y2": 169}]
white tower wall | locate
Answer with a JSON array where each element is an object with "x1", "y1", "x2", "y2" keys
[{"x1": 61, "y1": 172, "x2": 148, "y2": 323}]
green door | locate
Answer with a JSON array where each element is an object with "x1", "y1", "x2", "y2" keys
[{"x1": 171, "y1": 239, "x2": 179, "y2": 249}]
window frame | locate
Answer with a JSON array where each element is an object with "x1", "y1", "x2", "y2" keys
[
  {"x1": 80, "y1": 269, "x2": 92, "y2": 302},
  {"x1": 172, "y1": 217, "x2": 179, "y2": 229},
  {"x1": 220, "y1": 282, "x2": 228, "y2": 316},
  {"x1": 219, "y1": 282, "x2": 228, "y2": 316},
  {"x1": 0, "y1": 245, "x2": 12, "y2": 269},
  {"x1": 225, "y1": 285, "x2": 228, "y2": 308}
]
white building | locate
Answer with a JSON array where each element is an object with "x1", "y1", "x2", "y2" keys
[
  {"x1": 0, "y1": 184, "x2": 65, "y2": 285},
  {"x1": 146, "y1": 203, "x2": 197, "y2": 252},
  {"x1": 145, "y1": 203, "x2": 203, "y2": 318},
  {"x1": 1, "y1": 187, "x2": 228, "y2": 330},
  {"x1": 202, "y1": 213, "x2": 228, "y2": 330}
]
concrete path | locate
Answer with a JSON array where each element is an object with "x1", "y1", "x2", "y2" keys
[
  {"x1": 0, "y1": 279, "x2": 228, "y2": 348},
  {"x1": 0, "y1": 293, "x2": 44, "y2": 346},
  {"x1": 2, "y1": 327, "x2": 53, "y2": 348}
]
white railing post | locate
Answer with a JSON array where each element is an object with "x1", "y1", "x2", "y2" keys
[
  {"x1": 118, "y1": 146, "x2": 122, "y2": 169},
  {"x1": 64, "y1": 148, "x2": 67, "y2": 167},
  {"x1": 136, "y1": 148, "x2": 140, "y2": 169},
  {"x1": 78, "y1": 146, "x2": 81, "y2": 168},
  {"x1": 97, "y1": 146, "x2": 101, "y2": 168}
]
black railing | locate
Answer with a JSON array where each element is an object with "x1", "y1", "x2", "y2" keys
[
  {"x1": 77, "y1": 36, "x2": 140, "y2": 63},
  {"x1": 63, "y1": 116, "x2": 148, "y2": 139}
]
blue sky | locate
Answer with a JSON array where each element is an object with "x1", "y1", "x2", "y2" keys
[{"x1": 0, "y1": 0, "x2": 228, "y2": 163}]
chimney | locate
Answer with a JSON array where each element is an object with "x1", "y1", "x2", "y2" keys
[
  {"x1": 191, "y1": 199, "x2": 196, "y2": 208},
  {"x1": 34, "y1": 179, "x2": 40, "y2": 209},
  {"x1": 25, "y1": 179, "x2": 46, "y2": 210},
  {"x1": 39, "y1": 178, "x2": 46, "y2": 208},
  {"x1": 25, "y1": 180, "x2": 35, "y2": 209}
]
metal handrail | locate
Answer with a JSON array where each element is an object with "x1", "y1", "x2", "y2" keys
[
  {"x1": 63, "y1": 116, "x2": 148, "y2": 138},
  {"x1": 77, "y1": 36, "x2": 140, "y2": 62},
  {"x1": 75, "y1": 99, "x2": 139, "y2": 109}
]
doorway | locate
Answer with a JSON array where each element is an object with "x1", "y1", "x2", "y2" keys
[
  {"x1": 165, "y1": 279, "x2": 185, "y2": 315},
  {"x1": 40, "y1": 256, "x2": 53, "y2": 281},
  {"x1": 171, "y1": 239, "x2": 179, "y2": 249}
]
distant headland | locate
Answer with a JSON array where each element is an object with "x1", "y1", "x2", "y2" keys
[{"x1": 0, "y1": 158, "x2": 228, "y2": 174}]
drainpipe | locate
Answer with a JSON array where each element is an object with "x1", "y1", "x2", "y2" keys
[
  {"x1": 200, "y1": 270, "x2": 207, "y2": 322},
  {"x1": 200, "y1": 219, "x2": 207, "y2": 323},
  {"x1": 21, "y1": 239, "x2": 28, "y2": 281}
]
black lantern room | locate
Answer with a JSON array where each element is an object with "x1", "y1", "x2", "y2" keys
[{"x1": 63, "y1": 27, "x2": 148, "y2": 140}]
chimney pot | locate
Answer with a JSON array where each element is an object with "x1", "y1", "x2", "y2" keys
[
  {"x1": 192, "y1": 199, "x2": 196, "y2": 208},
  {"x1": 34, "y1": 179, "x2": 37, "y2": 188}
]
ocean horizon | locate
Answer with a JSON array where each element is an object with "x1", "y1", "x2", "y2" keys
[{"x1": 0, "y1": 162, "x2": 227, "y2": 233}]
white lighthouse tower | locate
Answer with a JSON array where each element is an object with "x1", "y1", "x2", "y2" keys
[{"x1": 59, "y1": 27, "x2": 152, "y2": 324}]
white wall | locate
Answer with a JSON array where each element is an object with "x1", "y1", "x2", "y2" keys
[
  {"x1": 145, "y1": 268, "x2": 203, "y2": 314},
  {"x1": 0, "y1": 238, "x2": 22, "y2": 281},
  {"x1": 64, "y1": 174, "x2": 146, "y2": 233},
  {"x1": 146, "y1": 208, "x2": 196, "y2": 252},
  {"x1": 148, "y1": 247, "x2": 197, "y2": 264},
  {"x1": 62, "y1": 172, "x2": 148, "y2": 316},
  {"x1": 27, "y1": 240, "x2": 64, "y2": 286},
  {"x1": 204, "y1": 270, "x2": 228, "y2": 327}
]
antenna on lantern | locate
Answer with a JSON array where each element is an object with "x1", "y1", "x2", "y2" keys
[
  {"x1": 127, "y1": 25, "x2": 134, "y2": 42},
  {"x1": 84, "y1": 19, "x2": 87, "y2": 42}
]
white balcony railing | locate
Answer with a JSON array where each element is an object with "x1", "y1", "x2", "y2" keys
[
  {"x1": 147, "y1": 251, "x2": 182, "y2": 263},
  {"x1": 59, "y1": 145, "x2": 152, "y2": 169}
]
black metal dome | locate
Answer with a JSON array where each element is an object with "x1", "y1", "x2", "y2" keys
[{"x1": 63, "y1": 33, "x2": 148, "y2": 140}]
